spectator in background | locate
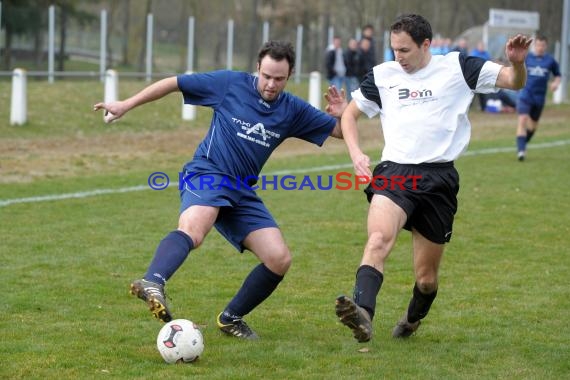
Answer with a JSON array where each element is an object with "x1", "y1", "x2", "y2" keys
[
  {"x1": 360, "y1": 24, "x2": 377, "y2": 66},
  {"x1": 470, "y1": 41, "x2": 491, "y2": 60},
  {"x1": 384, "y1": 46, "x2": 395, "y2": 62},
  {"x1": 357, "y1": 37, "x2": 375, "y2": 82},
  {"x1": 451, "y1": 37, "x2": 469, "y2": 55},
  {"x1": 345, "y1": 38, "x2": 361, "y2": 101},
  {"x1": 430, "y1": 37, "x2": 444, "y2": 55},
  {"x1": 442, "y1": 38, "x2": 452, "y2": 54},
  {"x1": 326, "y1": 36, "x2": 347, "y2": 94}
]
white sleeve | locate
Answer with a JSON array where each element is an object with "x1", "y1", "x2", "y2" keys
[
  {"x1": 351, "y1": 89, "x2": 381, "y2": 118},
  {"x1": 475, "y1": 61, "x2": 502, "y2": 94}
]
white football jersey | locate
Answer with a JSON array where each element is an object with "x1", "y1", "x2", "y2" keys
[{"x1": 352, "y1": 52, "x2": 502, "y2": 163}]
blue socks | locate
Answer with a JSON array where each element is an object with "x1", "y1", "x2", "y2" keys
[
  {"x1": 518, "y1": 129, "x2": 535, "y2": 152},
  {"x1": 144, "y1": 230, "x2": 194, "y2": 285},
  {"x1": 221, "y1": 264, "x2": 284, "y2": 321},
  {"x1": 516, "y1": 135, "x2": 527, "y2": 153}
]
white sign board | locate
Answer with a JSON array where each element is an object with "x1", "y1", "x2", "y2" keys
[{"x1": 489, "y1": 8, "x2": 540, "y2": 30}]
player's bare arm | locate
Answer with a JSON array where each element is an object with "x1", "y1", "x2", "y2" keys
[
  {"x1": 550, "y1": 75, "x2": 562, "y2": 92},
  {"x1": 325, "y1": 85, "x2": 347, "y2": 139},
  {"x1": 340, "y1": 101, "x2": 371, "y2": 177},
  {"x1": 93, "y1": 76, "x2": 179, "y2": 122},
  {"x1": 496, "y1": 34, "x2": 532, "y2": 90}
]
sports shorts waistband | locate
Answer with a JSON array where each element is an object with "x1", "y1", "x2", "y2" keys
[{"x1": 382, "y1": 160, "x2": 455, "y2": 168}]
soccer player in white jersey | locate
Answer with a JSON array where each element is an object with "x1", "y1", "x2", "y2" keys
[
  {"x1": 334, "y1": 14, "x2": 531, "y2": 342},
  {"x1": 94, "y1": 41, "x2": 346, "y2": 340}
]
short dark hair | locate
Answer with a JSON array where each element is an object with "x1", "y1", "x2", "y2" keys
[
  {"x1": 535, "y1": 33, "x2": 548, "y2": 43},
  {"x1": 390, "y1": 14, "x2": 433, "y2": 47},
  {"x1": 257, "y1": 40, "x2": 296, "y2": 74}
]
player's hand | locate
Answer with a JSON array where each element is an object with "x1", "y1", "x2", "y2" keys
[
  {"x1": 351, "y1": 151, "x2": 372, "y2": 178},
  {"x1": 325, "y1": 85, "x2": 348, "y2": 118},
  {"x1": 505, "y1": 34, "x2": 532, "y2": 65},
  {"x1": 92, "y1": 101, "x2": 128, "y2": 123},
  {"x1": 550, "y1": 82, "x2": 560, "y2": 92}
]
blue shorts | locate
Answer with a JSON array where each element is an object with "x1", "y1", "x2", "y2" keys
[
  {"x1": 179, "y1": 170, "x2": 278, "y2": 252},
  {"x1": 516, "y1": 97, "x2": 544, "y2": 121}
]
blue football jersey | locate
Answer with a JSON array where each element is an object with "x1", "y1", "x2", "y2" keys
[
  {"x1": 177, "y1": 71, "x2": 336, "y2": 178},
  {"x1": 519, "y1": 53, "x2": 561, "y2": 104}
]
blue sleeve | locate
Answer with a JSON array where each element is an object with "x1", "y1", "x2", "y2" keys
[
  {"x1": 176, "y1": 70, "x2": 231, "y2": 108},
  {"x1": 551, "y1": 57, "x2": 561, "y2": 77},
  {"x1": 290, "y1": 96, "x2": 336, "y2": 146}
]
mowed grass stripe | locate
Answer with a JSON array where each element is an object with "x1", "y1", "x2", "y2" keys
[{"x1": 1, "y1": 139, "x2": 569, "y2": 207}]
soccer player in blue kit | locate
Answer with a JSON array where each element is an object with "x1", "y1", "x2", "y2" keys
[
  {"x1": 93, "y1": 41, "x2": 346, "y2": 339},
  {"x1": 515, "y1": 33, "x2": 561, "y2": 161},
  {"x1": 334, "y1": 14, "x2": 531, "y2": 343}
]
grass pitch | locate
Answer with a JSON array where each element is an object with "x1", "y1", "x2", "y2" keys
[{"x1": 0, "y1": 80, "x2": 569, "y2": 379}]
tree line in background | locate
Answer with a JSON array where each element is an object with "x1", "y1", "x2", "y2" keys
[{"x1": 0, "y1": 0, "x2": 563, "y2": 73}]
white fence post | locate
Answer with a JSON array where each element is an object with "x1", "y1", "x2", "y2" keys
[
  {"x1": 48, "y1": 5, "x2": 55, "y2": 83},
  {"x1": 553, "y1": 84, "x2": 563, "y2": 104},
  {"x1": 10, "y1": 68, "x2": 27, "y2": 125},
  {"x1": 104, "y1": 69, "x2": 118, "y2": 121},
  {"x1": 308, "y1": 71, "x2": 321, "y2": 109},
  {"x1": 295, "y1": 24, "x2": 303, "y2": 84},
  {"x1": 227, "y1": 19, "x2": 234, "y2": 70},
  {"x1": 100, "y1": 9, "x2": 107, "y2": 82},
  {"x1": 146, "y1": 13, "x2": 153, "y2": 82},
  {"x1": 187, "y1": 16, "x2": 195, "y2": 72},
  {"x1": 262, "y1": 21, "x2": 270, "y2": 43},
  {"x1": 182, "y1": 71, "x2": 196, "y2": 121}
]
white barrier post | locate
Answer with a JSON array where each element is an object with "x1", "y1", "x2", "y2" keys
[
  {"x1": 295, "y1": 24, "x2": 303, "y2": 84},
  {"x1": 227, "y1": 19, "x2": 234, "y2": 70},
  {"x1": 182, "y1": 71, "x2": 196, "y2": 121},
  {"x1": 146, "y1": 13, "x2": 153, "y2": 82},
  {"x1": 104, "y1": 69, "x2": 118, "y2": 121},
  {"x1": 187, "y1": 16, "x2": 195, "y2": 72},
  {"x1": 48, "y1": 5, "x2": 55, "y2": 83},
  {"x1": 10, "y1": 68, "x2": 27, "y2": 125},
  {"x1": 308, "y1": 71, "x2": 321, "y2": 109},
  {"x1": 100, "y1": 9, "x2": 107, "y2": 82},
  {"x1": 262, "y1": 21, "x2": 269, "y2": 43},
  {"x1": 553, "y1": 83, "x2": 563, "y2": 104}
]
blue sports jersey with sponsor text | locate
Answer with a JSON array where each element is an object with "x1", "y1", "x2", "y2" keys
[
  {"x1": 177, "y1": 71, "x2": 336, "y2": 179},
  {"x1": 518, "y1": 52, "x2": 560, "y2": 104}
]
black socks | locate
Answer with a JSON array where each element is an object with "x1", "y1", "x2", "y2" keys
[{"x1": 353, "y1": 265, "x2": 384, "y2": 320}]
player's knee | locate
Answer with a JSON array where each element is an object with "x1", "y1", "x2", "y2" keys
[
  {"x1": 266, "y1": 247, "x2": 292, "y2": 275},
  {"x1": 177, "y1": 225, "x2": 203, "y2": 248},
  {"x1": 366, "y1": 231, "x2": 394, "y2": 255},
  {"x1": 416, "y1": 280, "x2": 438, "y2": 294}
]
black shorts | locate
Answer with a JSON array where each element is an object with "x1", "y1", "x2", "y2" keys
[{"x1": 364, "y1": 161, "x2": 459, "y2": 244}]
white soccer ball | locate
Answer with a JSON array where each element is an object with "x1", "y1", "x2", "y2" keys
[{"x1": 156, "y1": 319, "x2": 204, "y2": 364}]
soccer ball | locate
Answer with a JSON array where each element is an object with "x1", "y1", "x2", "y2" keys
[{"x1": 156, "y1": 319, "x2": 204, "y2": 364}]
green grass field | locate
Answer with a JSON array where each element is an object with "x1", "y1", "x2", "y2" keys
[{"x1": 1, "y1": 79, "x2": 569, "y2": 379}]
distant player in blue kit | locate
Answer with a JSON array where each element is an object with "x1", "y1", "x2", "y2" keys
[
  {"x1": 334, "y1": 14, "x2": 531, "y2": 343},
  {"x1": 93, "y1": 41, "x2": 346, "y2": 339},
  {"x1": 515, "y1": 33, "x2": 561, "y2": 161}
]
